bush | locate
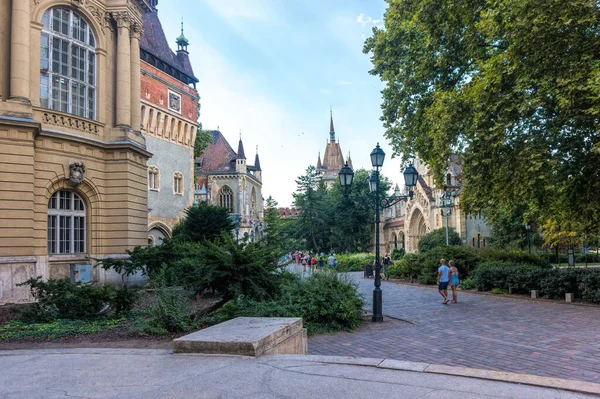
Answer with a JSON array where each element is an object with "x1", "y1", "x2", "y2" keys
[
  {"x1": 387, "y1": 254, "x2": 419, "y2": 279},
  {"x1": 470, "y1": 261, "x2": 546, "y2": 293},
  {"x1": 477, "y1": 248, "x2": 546, "y2": 267},
  {"x1": 335, "y1": 253, "x2": 373, "y2": 272},
  {"x1": 110, "y1": 285, "x2": 139, "y2": 316},
  {"x1": 0, "y1": 319, "x2": 123, "y2": 340},
  {"x1": 142, "y1": 287, "x2": 194, "y2": 334},
  {"x1": 414, "y1": 246, "x2": 481, "y2": 284},
  {"x1": 579, "y1": 271, "x2": 600, "y2": 303},
  {"x1": 203, "y1": 272, "x2": 364, "y2": 335},
  {"x1": 418, "y1": 228, "x2": 462, "y2": 252},
  {"x1": 18, "y1": 277, "x2": 113, "y2": 322},
  {"x1": 391, "y1": 248, "x2": 405, "y2": 260}
]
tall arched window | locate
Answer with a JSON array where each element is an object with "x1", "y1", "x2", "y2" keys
[
  {"x1": 218, "y1": 186, "x2": 234, "y2": 213},
  {"x1": 40, "y1": 8, "x2": 96, "y2": 120},
  {"x1": 48, "y1": 190, "x2": 86, "y2": 254},
  {"x1": 251, "y1": 187, "x2": 257, "y2": 218}
]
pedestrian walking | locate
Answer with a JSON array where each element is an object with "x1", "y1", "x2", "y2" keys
[
  {"x1": 327, "y1": 253, "x2": 336, "y2": 271},
  {"x1": 437, "y1": 258, "x2": 450, "y2": 304},
  {"x1": 317, "y1": 255, "x2": 325, "y2": 271},
  {"x1": 311, "y1": 255, "x2": 317, "y2": 272},
  {"x1": 449, "y1": 260, "x2": 460, "y2": 303},
  {"x1": 382, "y1": 252, "x2": 391, "y2": 281}
]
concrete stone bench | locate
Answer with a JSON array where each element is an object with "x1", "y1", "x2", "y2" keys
[{"x1": 173, "y1": 317, "x2": 307, "y2": 357}]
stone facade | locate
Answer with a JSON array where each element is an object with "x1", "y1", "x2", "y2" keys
[
  {"x1": 139, "y1": 4, "x2": 198, "y2": 244},
  {"x1": 195, "y1": 132, "x2": 264, "y2": 240},
  {"x1": 381, "y1": 157, "x2": 492, "y2": 254},
  {"x1": 0, "y1": 0, "x2": 154, "y2": 303}
]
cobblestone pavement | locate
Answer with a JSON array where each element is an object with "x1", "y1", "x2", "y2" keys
[{"x1": 307, "y1": 271, "x2": 600, "y2": 384}]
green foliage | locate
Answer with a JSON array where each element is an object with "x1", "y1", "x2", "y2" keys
[
  {"x1": 476, "y1": 248, "x2": 546, "y2": 267},
  {"x1": 415, "y1": 246, "x2": 481, "y2": 284},
  {"x1": 0, "y1": 319, "x2": 123, "y2": 340},
  {"x1": 459, "y1": 276, "x2": 476, "y2": 290},
  {"x1": 365, "y1": 0, "x2": 600, "y2": 237},
  {"x1": 418, "y1": 228, "x2": 462, "y2": 252},
  {"x1": 175, "y1": 202, "x2": 234, "y2": 243},
  {"x1": 142, "y1": 288, "x2": 194, "y2": 334},
  {"x1": 335, "y1": 253, "x2": 373, "y2": 272},
  {"x1": 491, "y1": 288, "x2": 508, "y2": 295},
  {"x1": 263, "y1": 196, "x2": 285, "y2": 258},
  {"x1": 111, "y1": 285, "x2": 139, "y2": 317},
  {"x1": 18, "y1": 277, "x2": 113, "y2": 322},
  {"x1": 579, "y1": 272, "x2": 600, "y2": 303},
  {"x1": 292, "y1": 166, "x2": 392, "y2": 254},
  {"x1": 204, "y1": 272, "x2": 364, "y2": 335},
  {"x1": 391, "y1": 248, "x2": 405, "y2": 260},
  {"x1": 194, "y1": 129, "x2": 213, "y2": 158}
]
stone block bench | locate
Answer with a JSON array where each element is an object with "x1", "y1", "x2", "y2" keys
[{"x1": 172, "y1": 317, "x2": 307, "y2": 357}]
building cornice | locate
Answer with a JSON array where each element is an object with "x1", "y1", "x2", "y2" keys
[{"x1": 141, "y1": 64, "x2": 200, "y2": 101}]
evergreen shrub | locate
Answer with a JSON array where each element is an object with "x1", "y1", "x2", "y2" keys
[
  {"x1": 203, "y1": 272, "x2": 364, "y2": 335},
  {"x1": 418, "y1": 228, "x2": 462, "y2": 252}
]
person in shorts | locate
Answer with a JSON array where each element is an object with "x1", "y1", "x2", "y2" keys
[
  {"x1": 437, "y1": 259, "x2": 450, "y2": 304},
  {"x1": 449, "y1": 260, "x2": 460, "y2": 303}
]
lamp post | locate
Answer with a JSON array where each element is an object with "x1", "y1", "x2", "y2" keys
[
  {"x1": 525, "y1": 223, "x2": 531, "y2": 254},
  {"x1": 440, "y1": 191, "x2": 454, "y2": 245},
  {"x1": 338, "y1": 143, "x2": 418, "y2": 322}
]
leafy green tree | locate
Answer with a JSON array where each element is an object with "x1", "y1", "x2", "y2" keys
[
  {"x1": 293, "y1": 166, "x2": 332, "y2": 252},
  {"x1": 263, "y1": 196, "x2": 285, "y2": 258},
  {"x1": 364, "y1": 0, "x2": 600, "y2": 239},
  {"x1": 174, "y1": 202, "x2": 234, "y2": 243},
  {"x1": 418, "y1": 228, "x2": 462, "y2": 252},
  {"x1": 194, "y1": 129, "x2": 213, "y2": 158}
]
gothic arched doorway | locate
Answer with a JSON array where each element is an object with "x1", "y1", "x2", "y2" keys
[{"x1": 408, "y1": 208, "x2": 427, "y2": 252}]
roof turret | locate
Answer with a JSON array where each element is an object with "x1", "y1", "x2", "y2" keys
[
  {"x1": 176, "y1": 19, "x2": 189, "y2": 52},
  {"x1": 317, "y1": 152, "x2": 323, "y2": 169},
  {"x1": 254, "y1": 146, "x2": 261, "y2": 171},
  {"x1": 329, "y1": 107, "x2": 335, "y2": 142},
  {"x1": 237, "y1": 134, "x2": 246, "y2": 159}
]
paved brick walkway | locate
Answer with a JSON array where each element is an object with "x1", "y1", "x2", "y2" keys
[{"x1": 308, "y1": 272, "x2": 600, "y2": 384}]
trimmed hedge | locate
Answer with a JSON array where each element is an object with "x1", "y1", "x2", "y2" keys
[
  {"x1": 335, "y1": 253, "x2": 373, "y2": 272},
  {"x1": 471, "y1": 262, "x2": 600, "y2": 303}
]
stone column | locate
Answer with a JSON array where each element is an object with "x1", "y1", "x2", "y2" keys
[
  {"x1": 10, "y1": 0, "x2": 31, "y2": 102},
  {"x1": 114, "y1": 13, "x2": 131, "y2": 128},
  {"x1": 130, "y1": 23, "x2": 142, "y2": 131}
]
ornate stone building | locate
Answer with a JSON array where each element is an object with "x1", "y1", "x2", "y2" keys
[
  {"x1": 0, "y1": 0, "x2": 154, "y2": 303},
  {"x1": 139, "y1": 4, "x2": 198, "y2": 245},
  {"x1": 194, "y1": 132, "x2": 264, "y2": 240},
  {"x1": 381, "y1": 156, "x2": 492, "y2": 254},
  {"x1": 316, "y1": 109, "x2": 350, "y2": 188}
]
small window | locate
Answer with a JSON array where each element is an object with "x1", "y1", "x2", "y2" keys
[
  {"x1": 148, "y1": 166, "x2": 159, "y2": 191},
  {"x1": 173, "y1": 172, "x2": 184, "y2": 195},
  {"x1": 48, "y1": 190, "x2": 86, "y2": 254},
  {"x1": 446, "y1": 173, "x2": 452, "y2": 187}
]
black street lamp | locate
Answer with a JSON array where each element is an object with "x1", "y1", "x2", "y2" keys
[{"x1": 339, "y1": 143, "x2": 418, "y2": 322}]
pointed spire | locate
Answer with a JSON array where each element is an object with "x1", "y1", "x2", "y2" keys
[
  {"x1": 254, "y1": 145, "x2": 261, "y2": 171},
  {"x1": 176, "y1": 18, "x2": 189, "y2": 52},
  {"x1": 237, "y1": 133, "x2": 246, "y2": 159},
  {"x1": 347, "y1": 151, "x2": 353, "y2": 169},
  {"x1": 329, "y1": 107, "x2": 335, "y2": 142},
  {"x1": 317, "y1": 152, "x2": 323, "y2": 169}
]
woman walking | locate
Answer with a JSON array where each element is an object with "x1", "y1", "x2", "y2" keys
[{"x1": 449, "y1": 260, "x2": 460, "y2": 303}]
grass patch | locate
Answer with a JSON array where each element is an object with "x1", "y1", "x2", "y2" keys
[{"x1": 0, "y1": 318, "x2": 124, "y2": 340}]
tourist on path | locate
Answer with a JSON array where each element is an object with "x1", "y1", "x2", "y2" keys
[
  {"x1": 437, "y1": 258, "x2": 450, "y2": 304},
  {"x1": 449, "y1": 260, "x2": 460, "y2": 303},
  {"x1": 327, "y1": 253, "x2": 336, "y2": 271}
]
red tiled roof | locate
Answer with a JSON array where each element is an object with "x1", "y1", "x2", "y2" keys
[{"x1": 195, "y1": 131, "x2": 237, "y2": 173}]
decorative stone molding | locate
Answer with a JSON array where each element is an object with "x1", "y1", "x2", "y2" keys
[
  {"x1": 111, "y1": 12, "x2": 132, "y2": 34},
  {"x1": 130, "y1": 22, "x2": 144, "y2": 39},
  {"x1": 68, "y1": 161, "x2": 86, "y2": 187},
  {"x1": 42, "y1": 111, "x2": 100, "y2": 135}
]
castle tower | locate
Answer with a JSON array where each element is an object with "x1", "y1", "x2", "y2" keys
[{"x1": 236, "y1": 135, "x2": 247, "y2": 173}]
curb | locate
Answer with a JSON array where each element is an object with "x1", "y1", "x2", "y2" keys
[{"x1": 265, "y1": 354, "x2": 600, "y2": 396}]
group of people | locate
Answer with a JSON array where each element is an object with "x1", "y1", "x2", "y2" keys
[
  {"x1": 364, "y1": 252, "x2": 392, "y2": 280},
  {"x1": 437, "y1": 258, "x2": 460, "y2": 304},
  {"x1": 292, "y1": 251, "x2": 337, "y2": 273}
]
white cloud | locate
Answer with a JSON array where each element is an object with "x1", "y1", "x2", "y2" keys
[{"x1": 356, "y1": 13, "x2": 372, "y2": 26}]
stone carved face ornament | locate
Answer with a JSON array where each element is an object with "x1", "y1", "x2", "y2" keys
[{"x1": 68, "y1": 162, "x2": 86, "y2": 187}]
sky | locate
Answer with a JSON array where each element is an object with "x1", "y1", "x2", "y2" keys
[{"x1": 157, "y1": 0, "x2": 403, "y2": 207}]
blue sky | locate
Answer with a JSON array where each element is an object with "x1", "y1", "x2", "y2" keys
[{"x1": 157, "y1": 0, "x2": 402, "y2": 207}]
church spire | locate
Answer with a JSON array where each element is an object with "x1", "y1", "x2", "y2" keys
[
  {"x1": 237, "y1": 133, "x2": 246, "y2": 160},
  {"x1": 176, "y1": 18, "x2": 189, "y2": 53},
  {"x1": 317, "y1": 152, "x2": 323, "y2": 169},
  {"x1": 329, "y1": 107, "x2": 335, "y2": 142},
  {"x1": 346, "y1": 151, "x2": 353, "y2": 169},
  {"x1": 254, "y1": 145, "x2": 261, "y2": 171}
]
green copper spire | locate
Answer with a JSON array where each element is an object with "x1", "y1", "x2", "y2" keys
[{"x1": 176, "y1": 18, "x2": 189, "y2": 51}]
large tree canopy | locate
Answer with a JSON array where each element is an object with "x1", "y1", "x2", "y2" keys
[{"x1": 364, "y1": 0, "x2": 600, "y2": 241}]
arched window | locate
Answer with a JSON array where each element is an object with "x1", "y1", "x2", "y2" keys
[
  {"x1": 218, "y1": 186, "x2": 234, "y2": 213},
  {"x1": 251, "y1": 187, "x2": 257, "y2": 218},
  {"x1": 40, "y1": 8, "x2": 96, "y2": 119},
  {"x1": 48, "y1": 190, "x2": 86, "y2": 254},
  {"x1": 446, "y1": 173, "x2": 452, "y2": 187},
  {"x1": 148, "y1": 165, "x2": 159, "y2": 190},
  {"x1": 173, "y1": 171, "x2": 183, "y2": 195}
]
